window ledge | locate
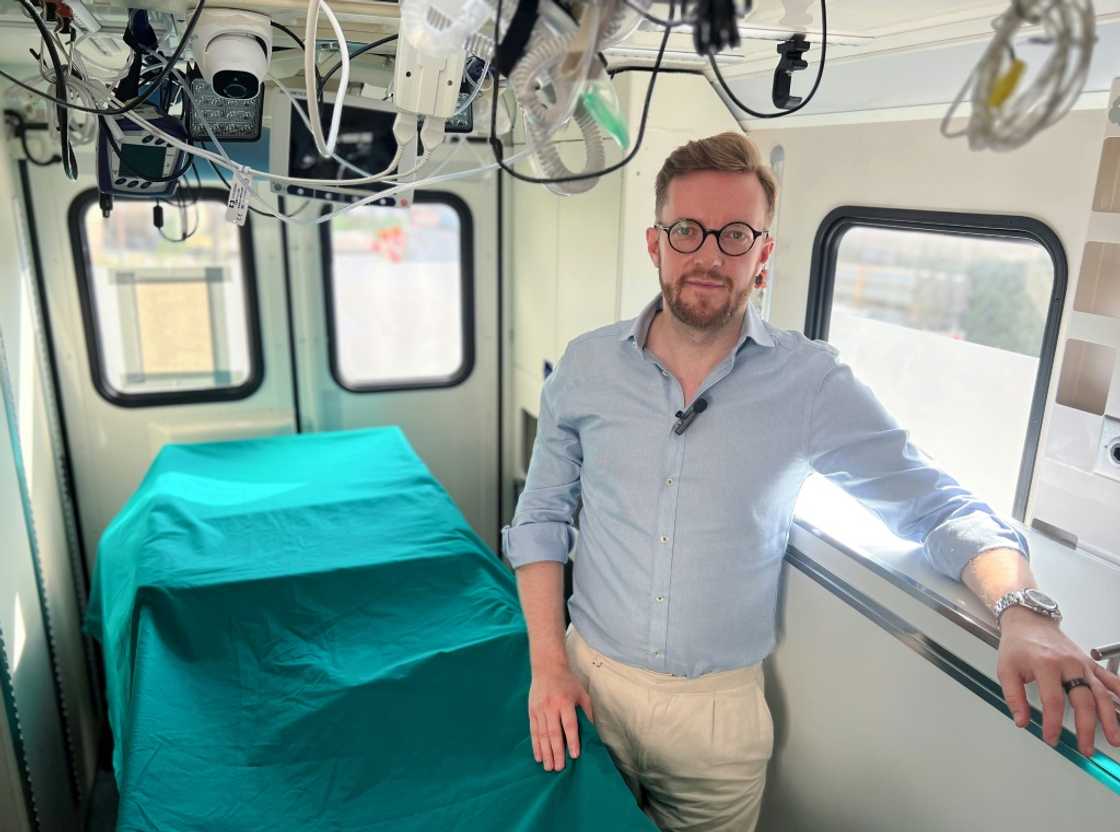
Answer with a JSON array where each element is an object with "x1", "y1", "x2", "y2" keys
[{"x1": 791, "y1": 478, "x2": 1120, "y2": 765}]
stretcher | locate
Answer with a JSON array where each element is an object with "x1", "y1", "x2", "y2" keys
[{"x1": 86, "y1": 427, "x2": 653, "y2": 831}]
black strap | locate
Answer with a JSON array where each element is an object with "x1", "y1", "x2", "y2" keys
[
  {"x1": 495, "y1": 0, "x2": 540, "y2": 78},
  {"x1": 116, "y1": 10, "x2": 159, "y2": 101}
]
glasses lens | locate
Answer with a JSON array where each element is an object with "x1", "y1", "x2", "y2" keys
[
  {"x1": 719, "y1": 223, "x2": 756, "y2": 256},
  {"x1": 667, "y1": 220, "x2": 703, "y2": 253}
]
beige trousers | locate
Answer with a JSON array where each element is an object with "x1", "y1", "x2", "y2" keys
[{"x1": 565, "y1": 625, "x2": 773, "y2": 832}]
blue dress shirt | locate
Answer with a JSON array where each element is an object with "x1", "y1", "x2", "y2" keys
[{"x1": 502, "y1": 295, "x2": 1029, "y2": 678}]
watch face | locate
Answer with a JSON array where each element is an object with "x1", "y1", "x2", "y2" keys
[{"x1": 1024, "y1": 588, "x2": 1058, "y2": 611}]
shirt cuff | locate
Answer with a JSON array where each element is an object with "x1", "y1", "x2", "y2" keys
[
  {"x1": 924, "y1": 511, "x2": 1030, "y2": 579},
  {"x1": 501, "y1": 522, "x2": 576, "y2": 569}
]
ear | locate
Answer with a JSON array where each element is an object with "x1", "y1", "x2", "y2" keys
[
  {"x1": 757, "y1": 235, "x2": 775, "y2": 268},
  {"x1": 755, "y1": 237, "x2": 775, "y2": 289},
  {"x1": 645, "y1": 225, "x2": 662, "y2": 268}
]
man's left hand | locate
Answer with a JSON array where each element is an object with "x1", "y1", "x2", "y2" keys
[{"x1": 997, "y1": 606, "x2": 1120, "y2": 757}]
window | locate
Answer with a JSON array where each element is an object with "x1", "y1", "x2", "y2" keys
[
  {"x1": 321, "y1": 193, "x2": 474, "y2": 391},
  {"x1": 69, "y1": 190, "x2": 261, "y2": 406},
  {"x1": 806, "y1": 207, "x2": 1066, "y2": 519}
]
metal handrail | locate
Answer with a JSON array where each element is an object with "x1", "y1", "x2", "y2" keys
[{"x1": 1090, "y1": 642, "x2": 1120, "y2": 675}]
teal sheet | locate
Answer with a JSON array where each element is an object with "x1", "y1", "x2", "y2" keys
[{"x1": 86, "y1": 427, "x2": 654, "y2": 831}]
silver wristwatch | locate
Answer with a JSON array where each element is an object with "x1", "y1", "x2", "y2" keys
[{"x1": 992, "y1": 588, "x2": 1062, "y2": 627}]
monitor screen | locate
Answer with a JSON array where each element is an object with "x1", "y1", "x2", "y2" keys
[
  {"x1": 118, "y1": 142, "x2": 168, "y2": 180},
  {"x1": 287, "y1": 101, "x2": 399, "y2": 197}
]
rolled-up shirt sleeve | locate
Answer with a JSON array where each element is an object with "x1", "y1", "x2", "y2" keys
[
  {"x1": 501, "y1": 352, "x2": 582, "y2": 569},
  {"x1": 804, "y1": 348, "x2": 1028, "y2": 580}
]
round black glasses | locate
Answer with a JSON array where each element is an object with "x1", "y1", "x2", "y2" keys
[{"x1": 654, "y1": 218, "x2": 768, "y2": 257}]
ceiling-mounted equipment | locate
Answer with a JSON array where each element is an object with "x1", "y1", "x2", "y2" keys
[
  {"x1": 689, "y1": 0, "x2": 754, "y2": 55},
  {"x1": 96, "y1": 108, "x2": 189, "y2": 200},
  {"x1": 186, "y1": 71, "x2": 263, "y2": 142},
  {"x1": 190, "y1": 8, "x2": 273, "y2": 100},
  {"x1": 772, "y1": 34, "x2": 811, "y2": 110},
  {"x1": 268, "y1": 89, "x2": 417, "y2": 205}
]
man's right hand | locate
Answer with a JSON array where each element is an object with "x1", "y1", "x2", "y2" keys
[{"x1": 528, "y1": 665, "x2": 594, "y2": 772}]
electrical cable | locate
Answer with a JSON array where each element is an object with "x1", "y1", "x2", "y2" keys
[
  {"x1": 488, "y1": 0, "x2": 674, "y2": 186},
  {"x1": 270, "y1": 20, "x2": 323, "y2": 93},
  {"x1": 940, "y1": 0, "x2": 1095, "y2": 151},
  {"x1": 66, "y1": 31, "x2": 132, "y2": 83},
  {"x1": 622, "y1": 0, "x2": 694, "y2": 28},
  {"x1": 451, "y1": 57, "x2": 490, "y2": 119},
  {"x1": 142, "y1": 55, "x2": 411, "y2": 190},
  {"x1": 3, "y1": 110, "x2": 61, "y2": 166},
  {"x1": 155, "y1": 164, "x2": 201, "y2": 242},
  {"x1": 304, "y1": 0, "x2": 349, "y2": 157},
  {"x1": 10, "y1": 36, "x2": 537, "y2": 224},
  {"x1": 32, "y1": 30, "x2": 103, "y2": 148},
  {"x1": 607, "y1": 65, "x2": 706, "y2": 77},
  {"x1": 17, "y1": 0, "x2": 77, "y2": 178},
  {"x1": 318, "y1": 35, "x2": 399, "y2": 97},
  {"x1": 0, "y1": 0, "x2": 208, "y2": 116},
  {"x1": 268, "y1": 72, "x2": 430, "y2": 185},
  {"x1": 707, "y1": 0, "x2": 827, "y2": 118}
]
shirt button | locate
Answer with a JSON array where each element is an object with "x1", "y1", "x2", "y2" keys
[
  {"x1": 653, "y1": 650, "x2": 660, "y2": 656},
  {"x1": 665, "y1": 478, "x2": 673, "y2": 486},
  {"x1": 659, "y1": 535, "x2": 669, "y2": 544},
  {"x1": 656, "y1": 595, "x2": 665, "y2": 602},
  {"x1": 661, "y1": 370, "x2": 669, "y2": 377}
]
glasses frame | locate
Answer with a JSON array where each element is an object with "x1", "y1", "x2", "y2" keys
[{"x1": 654, "y1": 218, "x2": 769, "y2": 257}]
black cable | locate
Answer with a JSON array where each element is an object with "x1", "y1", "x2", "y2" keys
[
  {"x1": 4, "y1": 110, "x2": 61, "y2": 166},
  {"x1": 607, "y1": 65, "x2": 706, "y2": 78},
  {"x1": 271, "y1": 21, "x2": 323, "y2": 94},
  {"x1": 488, "y1": 0, "x2": 674, "y2": 186},
  {"x1": 18, "y1": 0, "x2": 77, "y2": 178},
  {"x1": 708, "y1": 0, "x2": 827, "y2": 118},
  {"x1": 318, "y1": 35, "x2": 399, "y2": 99},
  {"x1": 624, "y1": 0, "x2": 694, "y2": 28},
  {"x1": 0, "y1": 0, "x2": 207, "y2": 116}
]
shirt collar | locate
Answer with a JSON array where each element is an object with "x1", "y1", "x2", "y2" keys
[{"x1": 621, "y1": 294, "x2": 775, "y2": 351}]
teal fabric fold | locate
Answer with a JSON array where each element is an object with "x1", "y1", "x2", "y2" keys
[{"x1": 86, "y1": 427, "x2": 653, "y2": 831}]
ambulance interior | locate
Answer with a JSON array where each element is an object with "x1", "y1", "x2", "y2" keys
[{"x1": 0, "y1": 0, "x2": 1118, "y2": 830}]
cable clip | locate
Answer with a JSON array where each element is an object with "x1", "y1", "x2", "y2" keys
[{"x1": 225, "y1": 165, "x2": 252, "y2": 227}]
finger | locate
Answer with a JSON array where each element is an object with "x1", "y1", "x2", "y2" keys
[
  {"x1": 580, "y1": 690, "x2": 595, "y2": 724},
  {"x1": 1036, "y1": 666, "x2": 1067, "y2": 746},
  {"x1": 1090, "y1": 677, "x2": 1120, "y2": 747},
  {"x1": 545, "y1": 710, "x2": 566, "y2": 772},
  {"x1": 529, "y1": 711, "x2": 542, "y2": 764},
  {"x1": 998, "y1": 668, "x2": 1030, "y2": 728},
  {"x1": 537, "y1": 709, "x2": 555, "y2": 771},
  {"x1": 1091, "y1": 663, "x2": 1120, "y2": 700},
  {"x1": 1068, "y1": 682, "x2": 1098, "y2": 757},
  {"x1": 561, "y1": 704, "x2": 581, "y2": 760}
]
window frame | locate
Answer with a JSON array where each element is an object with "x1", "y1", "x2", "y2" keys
[
  {"x1": 67, "y1": 187, "x2": 264, "y2": 408},
  {"x1": 319, "y1": 190, "x2": 476, "y2": 393},
  {"x1": 806, "y1": 206, "x2": 1068, "y2": 521}
]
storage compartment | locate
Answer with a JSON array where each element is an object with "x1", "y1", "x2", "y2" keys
[
  {"x1": 1055, "y1": 339, "x2": 1116, "y2": 415},
  {"x1": 1074, "y1": 241, "x2": 1120, "y2": 319}
]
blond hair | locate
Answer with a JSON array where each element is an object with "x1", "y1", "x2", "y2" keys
[{"x1": 654, "y1": 132, "x2": 777, "y2": 223}]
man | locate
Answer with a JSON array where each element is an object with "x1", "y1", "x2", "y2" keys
[{"x1": 501, "y1": 132, "x2": 1120, "y2": 831}]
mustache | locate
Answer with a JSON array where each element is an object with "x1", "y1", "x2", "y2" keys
[{"x1": 677, "y1": 269, "x2": 732, "y2": 287}]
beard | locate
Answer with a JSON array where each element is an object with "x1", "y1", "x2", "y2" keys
[{"x1": 659, "y1": 266, "x2": 748, "y2": 331}]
